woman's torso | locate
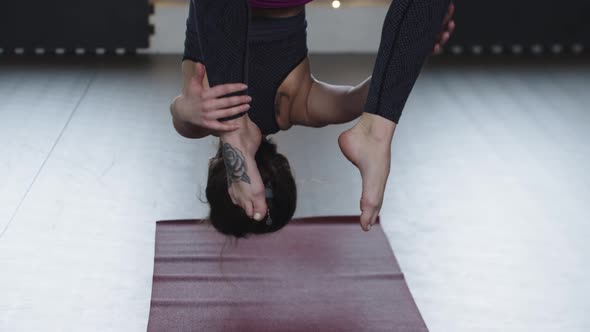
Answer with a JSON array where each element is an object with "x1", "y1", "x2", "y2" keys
[
  {"x1": 249, "y1": 6, "x2": 312, "y2": 133},
  {"x1": 249, "y1": 0, "x2": 314, "y2": 9},
  {"x1": 202, "y1": 6, "x2": 313, "y2": 134}
]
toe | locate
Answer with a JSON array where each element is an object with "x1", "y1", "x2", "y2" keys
[
  {"x1": 252, "y1": 196, "x2": 268, "y2": 222},
  {"x1": 360, "y1": 209, "x2": 373, "y2": 231},
  {"x1": 242, "y1": 200, "x2": 254, "y2": 219},
  {"x1": 369, "y1": 212, "x2": 379, "y2": 228}
]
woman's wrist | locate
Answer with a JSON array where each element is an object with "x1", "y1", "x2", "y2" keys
[
  {"x1": 354, "y1": 76, "x2": 371, "y2": 104},
  {"x1": 220, "y1": 115, "x2": 261, "y2": 156},
  {"x1": 344, "y1": 76, "x2": 372, "y2": 116}
]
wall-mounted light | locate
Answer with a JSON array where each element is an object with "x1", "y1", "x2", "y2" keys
[{"x1": 332, "y1": 0, "x2": 341, "y2": 9}]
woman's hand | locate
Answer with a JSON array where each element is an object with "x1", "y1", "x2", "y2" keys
[
  {"x1": 173, "y1": 62, "x2": 252, "y2": 133},
  {"x1": 223, "y1": 139, "x2": 268, "y2": 221},
  {"x1": 433, "y1": 2, "x2": 456, "y2": 54},
  {"x1": 219, "y1": 117, "x2": 268, "y2": 222}
]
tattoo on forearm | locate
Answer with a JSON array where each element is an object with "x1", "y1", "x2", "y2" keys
[{"x1": 222, "y1": 143, "x2": 251, "y2": 185}]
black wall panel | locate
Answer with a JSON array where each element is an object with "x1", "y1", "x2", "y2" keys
[
  {"x1": 0, "y1": 0, "x2": 152, "y2": 54},
  {"x1": 446, "y1": 0, "x2": 590, "y2": 54}
]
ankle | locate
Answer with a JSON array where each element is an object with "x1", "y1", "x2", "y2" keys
[{"x1": 355, "y1": 113, "x2": 396, "y2": 144}]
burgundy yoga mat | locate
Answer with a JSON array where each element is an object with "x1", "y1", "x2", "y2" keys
[{"x1": 147, "y1": 216, "x2": 428, "y2": 332}]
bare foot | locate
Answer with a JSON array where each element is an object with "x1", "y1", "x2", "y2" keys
[{"x1": 338, "y1": 113, "x2": 396, "y2": 231}]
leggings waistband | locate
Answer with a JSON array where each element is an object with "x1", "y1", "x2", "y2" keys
[{"x1": 248, "y1": 9, "x2": 307, "y2": 42}]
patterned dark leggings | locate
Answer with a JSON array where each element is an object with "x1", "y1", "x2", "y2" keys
[{"x1": 188, "y1": 0, "x2": 451, "y2": 124}]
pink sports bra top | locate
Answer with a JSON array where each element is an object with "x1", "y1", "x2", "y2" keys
[{"x1": 249, "y1": 0, "x2": 313, "y2": 8}]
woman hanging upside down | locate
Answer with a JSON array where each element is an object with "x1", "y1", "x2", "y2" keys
[{"x1": 170, "y1": 0, "x2": 455, "y2": 237}]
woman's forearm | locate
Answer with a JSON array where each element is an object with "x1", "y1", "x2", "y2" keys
[{"x1": 345, "y1": 76, "x2": 372, "y2": 117}]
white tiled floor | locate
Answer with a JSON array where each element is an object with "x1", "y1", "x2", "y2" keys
[{"x1": 1, "y1": 55, "x2": 589, "y2": 331}]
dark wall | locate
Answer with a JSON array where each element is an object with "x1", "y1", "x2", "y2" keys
[
  {"x1": 0, "y1": 0, "x2": 153, "y2": 54},
  {"x1": 446, "y1": 0, "x2": 590, "y2": 54},
  {"x1": 1, "y1": 0, "x2": 588, "y2": 55}
]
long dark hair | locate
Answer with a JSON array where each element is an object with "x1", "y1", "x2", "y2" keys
[{"x1": 205, "y1": 137, "x2": 297, "y2": 238}]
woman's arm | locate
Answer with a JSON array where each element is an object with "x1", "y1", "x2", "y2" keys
[
  {"x1": 345, "y1": 76, "x2": 372, "y2": 118},
  {"x1": 300, "y1": 76, "x2": 371, "y2": 127},
  {"x1": 170, "y1": 61, "x2": 213, "y2": 139},
  {"x1": 172, "y1": 0, "x2": 251, "y2": 139},
  {"x1": 218, "y1": 113, "x2": 269, "y2": 221}
]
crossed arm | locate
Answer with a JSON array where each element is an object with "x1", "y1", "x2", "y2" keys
[{"x1": 300, "y1": 76, "x2": 372, "y2": 128}]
